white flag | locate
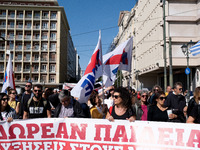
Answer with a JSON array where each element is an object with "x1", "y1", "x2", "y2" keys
[
  {"x1": 1, "y1": 52, "x2": 15, "y2": 93},
  {"x1": 71, "y1": 31, "x2": 102, "y2": 103},
  {"x1": 103, "y1": 37, "x2": 133, "y2": 87}
]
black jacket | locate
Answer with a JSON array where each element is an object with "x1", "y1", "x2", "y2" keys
[
  {"x1": 54, "y1": 98, "x2": 85, "y2": 118},
  {"x1": 164, "y1": 92, "x2": 186, "y2": 123}
]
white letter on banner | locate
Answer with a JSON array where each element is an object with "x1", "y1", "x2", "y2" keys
[
  {"x1": 59, "y1": 142, "x2": 66, "y2": 150},
  {"x1": 12, "y1": 142, "x2": 21, "y2": 150},
  {"x1": 53, "y1": 142, "x2": 58, "y2": 150},
  {"x1": 114, "y1": 146, "x2": 123, "y2": 150},
  {"x1": 70, "y1": 143, "x2": 79, "y2": 150},
  {"x1": 90, "y1": 145, "x2": 102, "y2": 150},
  {"x1": 102, "y1": 145, "x2": 113, "y2": 150},
  {"x1": 128, "y1": 147, "x2": 134, "y2": 150},
  {"x1": 1, "y1": 143, "x2": 11, "y2": 150},
  {"x1": 22, "y1": 142, "x2": 32, "y2": 150},
  {"x1": 34, "y1": 142, "x2": 42, "y2": 150},
  {"x1": 44, "y1": 142, "x2": 52, "y2": 150},
  {"x1": 80, "y1": 144, "x2": 90, "y2": 150}
]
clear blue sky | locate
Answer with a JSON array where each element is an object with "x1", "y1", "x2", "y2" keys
[{"x1": 57, "y1": 0, "x2": 136, "y2": 72}]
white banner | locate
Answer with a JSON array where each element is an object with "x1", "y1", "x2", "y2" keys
[{"x1": 0, "y1": 118, "x2": 199, "y2": 150}]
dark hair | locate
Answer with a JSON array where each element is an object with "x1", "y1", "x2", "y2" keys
[
  {"x1": 152, "y1": 85, "x2": 162, "y2": 93},
  {"x1": 89, "y1": 90, "x2": 98, "y2": 106},
  {"x1": 26, "y1": 81, "x2": 32, "y2": 86},
  {"x1": 114, "y1": 87, "x2": 131, "y2": 108},
  {"x1": 0, "y1": 93, "x2": 9, "y2": 111},
  {"x1": 154, "y1": 91, "x2": 165, "y2": 100},
  {"x1": 0, "y1": 93, "x2": 8, "y2": 100},
  {"x1": 174, "y1": 82, "x2": 182, "y2": 89},
  {"x1": 59, "y1": 89, "x2": 71, "y2": 100},
  {"x1": 8, "y1": 89, "x2": 17, "y2": 95},
  {"x1": 33, "y1": 84, "x2": 43, "y2": 90}
]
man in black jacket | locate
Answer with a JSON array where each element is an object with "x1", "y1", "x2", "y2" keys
[
  {"x1": 164, "y1": 82, "x2": 186, "y2": 123},
  {"x1": 54, "y1": 90, "x2": 85, "y2": 118}
]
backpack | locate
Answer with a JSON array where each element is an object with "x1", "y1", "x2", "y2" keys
[{"x1": 27, "y1": 97, "x2": 48, "y2": 108}]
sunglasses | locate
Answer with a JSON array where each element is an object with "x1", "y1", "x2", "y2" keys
[
  {"x1": 154, "y1": 89, "x2": 159, "y2": 92},
  {"x1": 112, "y1": 95, "x2": 120, "y2": 99},
  {"x1": 34, "y1": 90, "x2": 42, "y2": 93},
  {"x1": 178, "y1": 88, "x2": 182, "y2": 91},
  {"x1": 1, "y1": 98, "x2": 8, "y2": 101},
  {"x1": 25, "y1": 85, "x2": 31, "y2": 87},
  {"x1": 11, "y1": 93, "x2": 16, "y2": 94},
  {"x1": 141, "y1": 95, "x2": 148, "y2": 98},
  {"x1": 159, "y1": 97, "x2": 166, "y2": 100}
]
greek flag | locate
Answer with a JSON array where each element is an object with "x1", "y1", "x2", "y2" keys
[{"x1": 190, "y1": 41, "x2": 200, "y2": 56}]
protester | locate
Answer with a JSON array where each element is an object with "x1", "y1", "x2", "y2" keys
[
  {"x1": 187, "y1": 88, "x2": 199, "y2": 117},
  {"x1": 89, "y1": 90, "x2": 106, "y2": 119},
  {"x1": 23, "y1": 84, "x2": 51, "y2": 119},
  {"x1": 103, "y1": 86, "x2": 114, "y2": 109},
  {"x1": 106, "y1": 87, "x2": 136, "y2": 122},
  {"x1": 187, "y1": 87, "x2": 200, "y2": 123},
  {"x1": 148, "y1": 91, "x2": 168, "y2": 122},
  {"x1": 135, "y1": 90, "x2": 149, "y2": 120},
  {"x1": 18, "y1": 82, "x2": 34, "y2": 119},
  {"x1": 8, "y1": 89, "x2": 20, "y2": 114},
  {"x1": 165, "y1": 86, "x2": 172, "y2": 96},
  {"x1": 0, "y1": 93, "x2": 16, "y2": 122},
  {"x1": 54, "y1": 90, "x2": 85, "y2": 118},
  {"x1": 148, "y1": 85, "x2": 162, "y2": 104},
  {"x1": 164, "y1": 82, "x2": 186, "y2": 123}
]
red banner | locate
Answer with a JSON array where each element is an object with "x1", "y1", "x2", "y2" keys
[{"x1": 0, "y1": 118, "x2": 199, "y2": 150}]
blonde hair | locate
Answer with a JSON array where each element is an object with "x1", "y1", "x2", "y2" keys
[{"x1": 193, "y1": 87, "x2": 200, "y2": 104}]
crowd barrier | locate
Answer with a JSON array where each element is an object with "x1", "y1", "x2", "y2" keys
[{"x1": 0, "y1": 118, "x2": 199, "y2": 150}]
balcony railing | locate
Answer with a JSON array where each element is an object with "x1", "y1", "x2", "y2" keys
[
  {"x1": 33, "y1": 26, "x2": 40, "y2": 30},
  {"x1": 24, "y1": 69, "x2": 30, "y2": 72},
  {"x1": 42, "y1": 16, "x2": 49, "y2": 19},
  {"x1": 0, "y1": 15, "x2": 6, "y2": 19},
  {"x1": 41, "y1": 69, "x2": 47, "y2": 72},
  {"x1": 8, "y1": 25, "x2": 14, "y2": 28},
  {"x1": 49, "y1": 58, "x2": 56, "y2": 61},
  {"x1": 0, "y1": 25, "x2": 6, "y2": 28},
  {"x1": 0, "y1": 47, "x2": 5, "y2": 50},
  {"x1": 41, "y1": 58, "x2": 47, "y2": 61},
  {"x1": 17, "y1": 15, "x2": 23, "y2": 19}
]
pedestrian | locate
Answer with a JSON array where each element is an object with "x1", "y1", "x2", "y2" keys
[
  {"x1": 89, "y1": 90, "x2": 106, "y2": 119},
  {"x1": 165, "y1": 86, "x2": 172, "y2": 96},
  {"x1": 0, "y1": 93, "x2": 16, "y2": 122},
  {"x1": 103, "y1": 86, "x2": 114, "y2": 110},
  {"x1": 135, "y1": 90, "x2": 149, "y2": 120},
  {"x1": 164, "y1": 82, "x2": 186, "y2": 123},
  {"x1": 54, "y1": 89, "x2": 85, "y2": 118},
  {"x1": 187, "y1": 87, "x2": 200, "y2": 123},
  {"x1": 8, "y1": 89, "x2": 20, "y2": 114},
  {"x1": 23, "y1": 84, "x2": 51, "y2": 119},
  {"x1": 106, "y1": 87, "x2": 136, "y2": 122},
  {"x1": 148, "y1": 85, "x2": 162, "y2": 104},
  {"x1": 148, "y1": 91, "x2": 168, "y2": 122},
  {"x1": 18, "y1": 82, "x2": 34, "y2": 119}
]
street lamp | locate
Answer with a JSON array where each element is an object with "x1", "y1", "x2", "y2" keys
[{"x1": 181, "y1": 40, "x2": 195, "y2": 102}]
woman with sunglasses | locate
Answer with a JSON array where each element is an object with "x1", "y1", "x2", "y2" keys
[
  {"x1": 148, "y1": 91, "x2": 168, "y2": 122},
  {"x1": 8, "y1": 89, "x2": 20, "y2": 114},
  {"x1": 0, "y1": 93, "x2": 16, "y2": 122},
  {"x1": 187, "y1": 87, "x2": 200, "y2": 123},
  {"x1": 135, "y1": 90, "x2": 149, "y2": 120},
  {"x1": 106, "y1": 87, "x2": 136, "y2": 122}
]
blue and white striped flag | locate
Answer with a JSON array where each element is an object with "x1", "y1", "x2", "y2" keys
[{"x1": 190, "y1": 41, "x2": 200, "y2": 56}]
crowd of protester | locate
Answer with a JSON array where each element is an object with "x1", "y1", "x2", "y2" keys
[{"x1": 1, "y1": 81, "x2": 200, "y2": 124}]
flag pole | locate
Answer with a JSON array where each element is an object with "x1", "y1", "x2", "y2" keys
[{"x1": 99, "y1": 30, "x2": 105, "y2": 104}]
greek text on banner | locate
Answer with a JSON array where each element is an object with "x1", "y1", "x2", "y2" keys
[{"x1": 0, "y1": 118, "x2": 199, "y2": 150}]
